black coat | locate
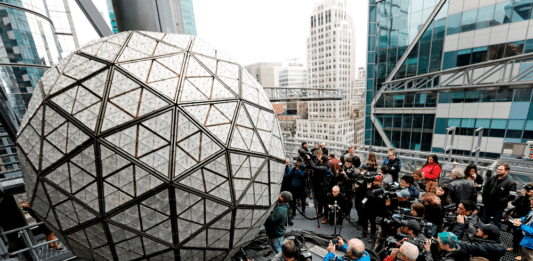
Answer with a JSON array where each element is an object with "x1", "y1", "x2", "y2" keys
[
  {"x1": 308, "y1": 159, "x2": 330, "y2": 197},
  {"x1": 384, "y1": 157, "x2": 400, "y2": 181},
  {"x1": 326, "y1": 192, "x2": 347, "y2": 209},
  {"x1": 337, "y1": 166, "x2": 357, "y2": 194},
  {"x1": 512, "y1": 194, "x2": 532, "y2": 218},
  {"x1": 457, "y1": 238, "x2": 506, "y2": 261},
  {"x1": 425, "y1": 204, "x2": 444, "y2": 227},
  {"x1": 448, "y1": 179, "x2": 477, "y2": 205},
  {"x1": 482, "y1": 174, "x2": 517, "y2": 211}
]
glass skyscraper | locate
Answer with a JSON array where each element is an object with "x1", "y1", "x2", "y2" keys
[
  {"x1": 0, "y1": 0, "x2": 63, "y2": 177},
  {"x1": 366, "y1": 0, "x2": 533, "y2": 158}
]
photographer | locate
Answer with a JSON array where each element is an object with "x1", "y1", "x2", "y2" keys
[
  {"x1": 288, "y1": 158, "x2": 307, "y2": 219},
  {"x1": 381, "y1": 165, "x2": 394, "y2": 185},
  {"x1": 437, "y1": 184, "x2": 453, "y2": 206},
  {"x1": 298, "y1": 142, "x2": 313, "y2": 161},
  {"x1": 398, "y1": 220, "x2": 426, "y2": 241},
  {"x1": 410, "y1": 202, "x2": 425, "y2": 219},
  {"x1": 448, "y1": 200, "x2": 481, "y2": 241},
  {"x1": 353, "y1": 166, "x2": 369, "y2": 223},
  {"x1": 421, "y1": 193, "x2": 444, "y2": 232},
  {"x1": 306, "y1": 154, "x2": 330, "y2": 223},
  {"x1": 454, "y1": 223, "x2": 506, "y2": 261},
  {"x1": 425, "y1": 232, "x2": 467, "y2": 261},
  {"x1": 265, "y1": 191, "x2": 292, "y2": 254},
  {"x1": 508, "y1": 184, "x2": 533, "y2": 254},
  {"x1": 361, "y1": 175, "x2": 384, "y2": 237},
  {"x1": 482, "y1": 164, "x2": 517, "y2": 229},
  {"x1": 448, "y1": 168, "x2": 477, "y2": 205},
  {"x1": 338, "y1": 158, "x2": 358, "y2": 218},
  {"x1": 383, "y1": 242, "x2": 419, "y2": 261},
  {"x1": 412, "y1": 170, "x2": 426, "y2": 192},
  {"x1": 271, "y1": 239, "x2": 298, "y2": 261},
  {"x1": 325, "y1": 238, "x2": 370, "y2": 261},
  {"x1": 511, "y1": 195, "x2": 533, "y2": 261},
  {"x1": 327, "y1": 186, "x2": 347, "y2": 225},
  {"x1": 384, "y1": 148, "x2": 401, "y2": 182},
  {"x1": 400, "y1": 176, "x2": 420, "y2": 201}
]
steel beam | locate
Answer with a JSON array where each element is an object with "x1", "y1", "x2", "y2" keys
[
  {"x1": 262, "y1": 87, "x2": 343, "y2": 102},
  {"x1": 74, "y1": 0, "x2": 113, "y2": 37}
]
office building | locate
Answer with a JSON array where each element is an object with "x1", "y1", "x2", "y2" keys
[
  {"x1": 296, "y1": 0, "x2": 356, "y2": 147},
  {"x1": 352, "y1": 67, "x2": 366, "y2": 146},
  {"x1": 244, "y1": 62, "x2": 283, "y2": 87},
  {"x1": 171, "y1": 0, "x2": 198, "y2": 36},
  {"x1": 279, "y1": 63, "x2": 308, "y2": 87},
  {"x1": 0, "y1": 1, "x2": 64, "y2": 179},
  {"x1": 366, "y1": 0, "x2": 533, "y2": 158}
]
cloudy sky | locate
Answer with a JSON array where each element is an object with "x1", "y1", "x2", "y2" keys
[
  {"x1": 195, "y1": 0, "x2": 369, "y2": 69},
  {"x1": 70, "y1": 0, "x2": 369, "y2": 70}
]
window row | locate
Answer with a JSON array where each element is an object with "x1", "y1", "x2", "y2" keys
[
  {"x1": 447, "y1": 1, "x2": 531, "y2": 35},
  {"x1": 438, "y1": 89, "x2": 532, "y2": 103},
  {"x1": 375, "y1": 93, "x2": 438, "y2": 108},
  {"x1": 443, "y1": 39, "x2": 533, "y2": 70},
  {"x1": 435, "y1": 117, "x2": 533, "y2": 140}
]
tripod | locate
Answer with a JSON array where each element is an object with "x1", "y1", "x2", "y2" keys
[
  {"x1": 308, "y1": 171, "x2": 321, "y2": 228},
  {"x1": 332, "y1": 200, "x2": 343, "y2": 237}
]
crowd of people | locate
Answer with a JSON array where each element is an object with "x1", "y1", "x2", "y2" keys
[{"x1": 265, "y1": 141, "x2": 532, "y2": 261}]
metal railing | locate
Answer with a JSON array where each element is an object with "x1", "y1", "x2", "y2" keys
[
  {"x1": 0, "y1": 223, "x2": 59, "y2": 261},
  {"x1": 262, "y1": 87, "x2": 344, "y2": 102}
]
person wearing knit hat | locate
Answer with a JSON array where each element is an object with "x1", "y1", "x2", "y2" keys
[{"x1": 264, "y1": 191, "x2": 292, "y2": 255}]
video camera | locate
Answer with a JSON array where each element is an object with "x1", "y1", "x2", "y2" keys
[
  {"x1": 441, "y1": 203, "x2": 465, "y2": 227},
  {"x1": 281, "y1": 236, "x2": 312, "y2": 261},
  {"x1": 383, "y1": 234, "x2": 437, "y2": 256},
  {"x1": 355, "y1": 170, "x2": 377, "y2": 186},
  {"x1": 298, "y1": 149, "x2": 314, "y2": 160}
]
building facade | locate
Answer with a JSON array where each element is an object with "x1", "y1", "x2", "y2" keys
[
  {"x1": 353, "y1": 68, "x2": 366, "y2": 146},
  {"x1": 0, "y1": 0, "x2": 64, "y2": 177},
  {"x1": 366, "y1": 0, "x2": 533, "y2": 158},
  {"x1": 279, "y1": 63, "x2": 308, "y2": 87},
  {"x1": 171, "y1": 0, "x2": 198, "y2": 36},
  {"x1": 297, "y1": 0, "x2": 356, "y2": 148},
  {"x1": 244, "y1": 62, "x2": 283, "y2": 87}
]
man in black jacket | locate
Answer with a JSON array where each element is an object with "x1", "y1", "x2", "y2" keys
[
  {"x1": 383, "y1": 148, "x2": 401, "y2": 182},
  {"x1": 451, "y1": 200, "x2": 481, "y2": 241},
  {"x1": 448, "y1": 168, "x2": 477, "y2": 205},
  {"x1": 482, "y1": 164, "x2": 517, "y2": 228},
  {"x1": 360, "y1": 176, "x2": 383, "y2": 237},
  {"x1": 326, "y1": 186, "x2": 347, "y2": 225},
  {"x1": 452, "y1": 221, "x2": 506, "y2": 261},
  {"x1": 306, "y1": 154, "x2": 330, "y2": 224}
]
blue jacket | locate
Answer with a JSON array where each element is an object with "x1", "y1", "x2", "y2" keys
[
  {"x1": 289, "y1": 165, "x2": 307, "y2": 188},
  {"x1": 520, "y1": 211, "x2": 533, "y2": 249},
  {"x1": 408, "y1": 184, "x2": 420, "y2": 200},
  {"x1": 323, "y1": 244, "x2": 370, "y2": 261}
]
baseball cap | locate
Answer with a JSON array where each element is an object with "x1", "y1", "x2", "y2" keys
[
  {"x1": 477, "y1": 222, "x2": 500, "y2": 240},
  {"x1": 395, "y1": 189, "x2": 410, "y2": 198},
  {"x1": 280, "y1": 191, "x2": 292, "y2": 202},
  {"x1": 375, "y1": 175, "x2": 383, "y2": 182},
  {"x1": 400, "y1": 220, "x2": 421, "y2": 233},
  {"x1": 438, "y1": 232, "x2": 458, "y2": 249}
]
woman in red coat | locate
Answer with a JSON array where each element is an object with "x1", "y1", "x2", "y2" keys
[{"x1": 421, "y1": 154, "x2": 441, "y2": 193}]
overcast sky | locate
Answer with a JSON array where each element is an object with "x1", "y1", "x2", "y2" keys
[
  {"x1": 70, "y1": 0, "x2": 369, "y2": 70},
  {"x1": 195, "y1": 0, "x2": 369, "y2": 69}
]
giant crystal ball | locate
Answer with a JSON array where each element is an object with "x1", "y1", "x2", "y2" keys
[{"x1": 16, "y1": 31, "x2": 286, "y2": 261}]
